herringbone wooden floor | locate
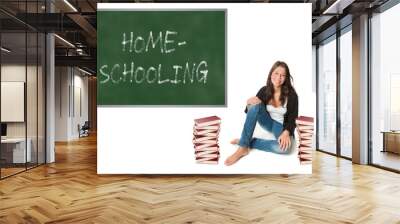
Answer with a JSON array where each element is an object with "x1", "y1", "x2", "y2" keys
[{"x1": 1, "y1": 134, "x2": 400, "y2": 224}]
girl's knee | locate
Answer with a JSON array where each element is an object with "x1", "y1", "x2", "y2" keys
[{"x1": 247, "y1": 103, "x2": 262, "y2": 112}]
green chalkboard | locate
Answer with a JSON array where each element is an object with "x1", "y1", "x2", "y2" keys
[{"x1": 97, "y1": 10, "x2": 226, "y2": 106}]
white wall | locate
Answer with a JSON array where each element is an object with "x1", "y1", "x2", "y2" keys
[
  {"x1": 1, "y1": 64, "x2": 45, "y2": 163},
  {"x1": 55, "y1": 67, "x2": 89, "y2": 141},
  {"x1": 1, "y1": 65, "x2": 37, "y2": 137},
  {"x1": 74, "y1": 70, "x2": 89, "y2": 130},
  {"x1": 55, "y1": 67, "x2": 69, "y2": 141}
]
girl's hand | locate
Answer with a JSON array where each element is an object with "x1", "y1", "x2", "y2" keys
[
  {"x1": 278, "y1": 130, "x2": 291, "y2": 151},
  {"x1": 247, "y1": 96, "x2": 261, "y2": 105}
]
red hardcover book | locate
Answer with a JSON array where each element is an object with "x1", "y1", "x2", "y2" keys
[
  {"x1": 298, "y1": 134, "x2": 313, "y2": 140},
  {"x1": 298, "y1": 146, "x2": 313, "y2": 153},
  {"x1": 299, "y1": 158, "x2": 312, "y2": 165},
  {"x1": 193, "y1": 138, "x2": 218, "y2": 144},
  {"x1": 194, "y1": 124, "x2": 220, "y2": 130},
  {"x1": 299, "y1": 151, "x2": 312, "y2": 157},
  {"x1": 296, "y1": 116, "x2": 314, "y2": 126},
  {"x1": 299, "y1": 139, "x2": 313, "y2": 145},
  {"x1": 196, "y1": 150, "x2": 220, "y2": 156},
  {"x1": 193, "y1": 135, "x2": 217, "y2": 142},
  {"x1": 196, "y1": 159, "x2": 218, "y2": 164},
  {"x1": 193, "y1": 129, "x2": 220, "y2": 136},
  {"x1": 194, "y1": 116, "x2": 221, "y2": 127},
  {"x1": 195, "y1": 152, "x2": 220, "y2": 158},
  {"x1": 196, "y1": 157, "x2": 219, "y2": 162},
  {"x1": 194, "y1": 143, "x2": 217, "y2": 150},
  {"x1": 298, "y1": 129, "x2": 314, "y2": 134},
  {"x1": 193, "y1": 124, "x2": 220, "y2": 131},
  {"x1": 297, "y1": 124, "x2": 314, "y2": 131},
  {"x1": 298, "y1": 153, "x2": 312, "y2": 159},
  {"x1": 195, "y1": 146, "x2": 220, "y2": 152}
]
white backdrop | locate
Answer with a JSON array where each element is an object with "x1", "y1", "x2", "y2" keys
[{"x1": 98, "y1": 3, "x2": 313, "y2": 174}]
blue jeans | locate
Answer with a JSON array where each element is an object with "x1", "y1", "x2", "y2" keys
[{"x1": 238, "y1": 103, "x2": 292, "y2": 154}]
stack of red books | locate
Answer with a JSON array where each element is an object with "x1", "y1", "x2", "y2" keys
[
  {"x1": 193, "y1": 116, "x2": 221, "y2": 164},
  {"x1": 296, "y1": 116, "x2": 314, "y2": 165}
]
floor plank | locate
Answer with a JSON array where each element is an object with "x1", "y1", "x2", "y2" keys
[{"x1": 0, "y1": 134, "x2": 399, "y2": 223}]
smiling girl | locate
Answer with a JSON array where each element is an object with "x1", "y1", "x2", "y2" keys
[{"x1": 225, "y1": 61, "x2": 298, "y2": 166}]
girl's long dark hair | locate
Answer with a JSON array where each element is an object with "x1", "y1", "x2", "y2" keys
[{"x1": 265, "y1": 61, "x2": 295, "y2": 105}]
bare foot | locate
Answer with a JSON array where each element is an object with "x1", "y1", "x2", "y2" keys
[
  {"x1": 230, "y1": 138, "x2": 239, "y2": 145},
  {"x1": 224, "y1": 147, "x2": 249, "y2": 166}
]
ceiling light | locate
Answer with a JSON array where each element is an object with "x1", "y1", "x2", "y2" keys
[
  {"x1": 78, "y1": 67, "x2": 92, "y2": 76},
  {"x1": 323, "y1": 0, "x2": 355, "y2": 15},
  {"x1": 1, "y1": 47, "x2": 11, "y2": 53},
  {"x1": 54, "y1": 34, "x2": 75, "y2": 48},
  {"x1": 63, "y1": 0, "x2": 78, "y2": 12}
]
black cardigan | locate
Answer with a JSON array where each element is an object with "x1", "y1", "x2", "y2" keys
[{"x1": 245, "y1": 86, "x2": 298, "y2": 136}]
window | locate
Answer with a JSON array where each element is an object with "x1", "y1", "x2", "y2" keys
[
  {"x1": 318, "y1": 35, "x2": 337, "y2": 154},
  {"x1": 339, "y1": 27, "x2": 352, "y2": 158},
  {"x1": 371, "y1": 3, "x2": 400, "y2": 171},
  {"x1": 0, "y1": 1, "x2": 46, "y2": 179}
]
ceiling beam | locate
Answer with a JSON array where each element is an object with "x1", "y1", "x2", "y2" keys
[
  {"x1": 323, "y1": 0, "x2": 356, "y2": 14},
  {"x1": 67, "y1": 13, "x2": 97, "y2": 46},
  {"x1": 55, "y1": 55, "x2": 96, "y2": 72}
]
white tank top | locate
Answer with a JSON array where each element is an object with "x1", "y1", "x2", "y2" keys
[{"x1": 266, "y1": 103, "x2": 287, "y2": 124}]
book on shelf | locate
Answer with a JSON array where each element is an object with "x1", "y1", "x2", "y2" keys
[{"x1": 194, "y1": 116, "x2": 221, "y2": 127}]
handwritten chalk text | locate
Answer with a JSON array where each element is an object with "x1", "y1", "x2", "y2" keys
[
  {"x1": 99, "y1": 61, "x2": 208, "y2": 85},
  {"x1": 121, "y1": 31, "x2": 183, "y2": 54},
  {"x1": 100, "y1": 30, "x2": 211, "y2": 86}
]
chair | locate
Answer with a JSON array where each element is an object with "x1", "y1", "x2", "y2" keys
[{"x1": 79, "y1": 121, "x2": 90, "y2": 138}]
